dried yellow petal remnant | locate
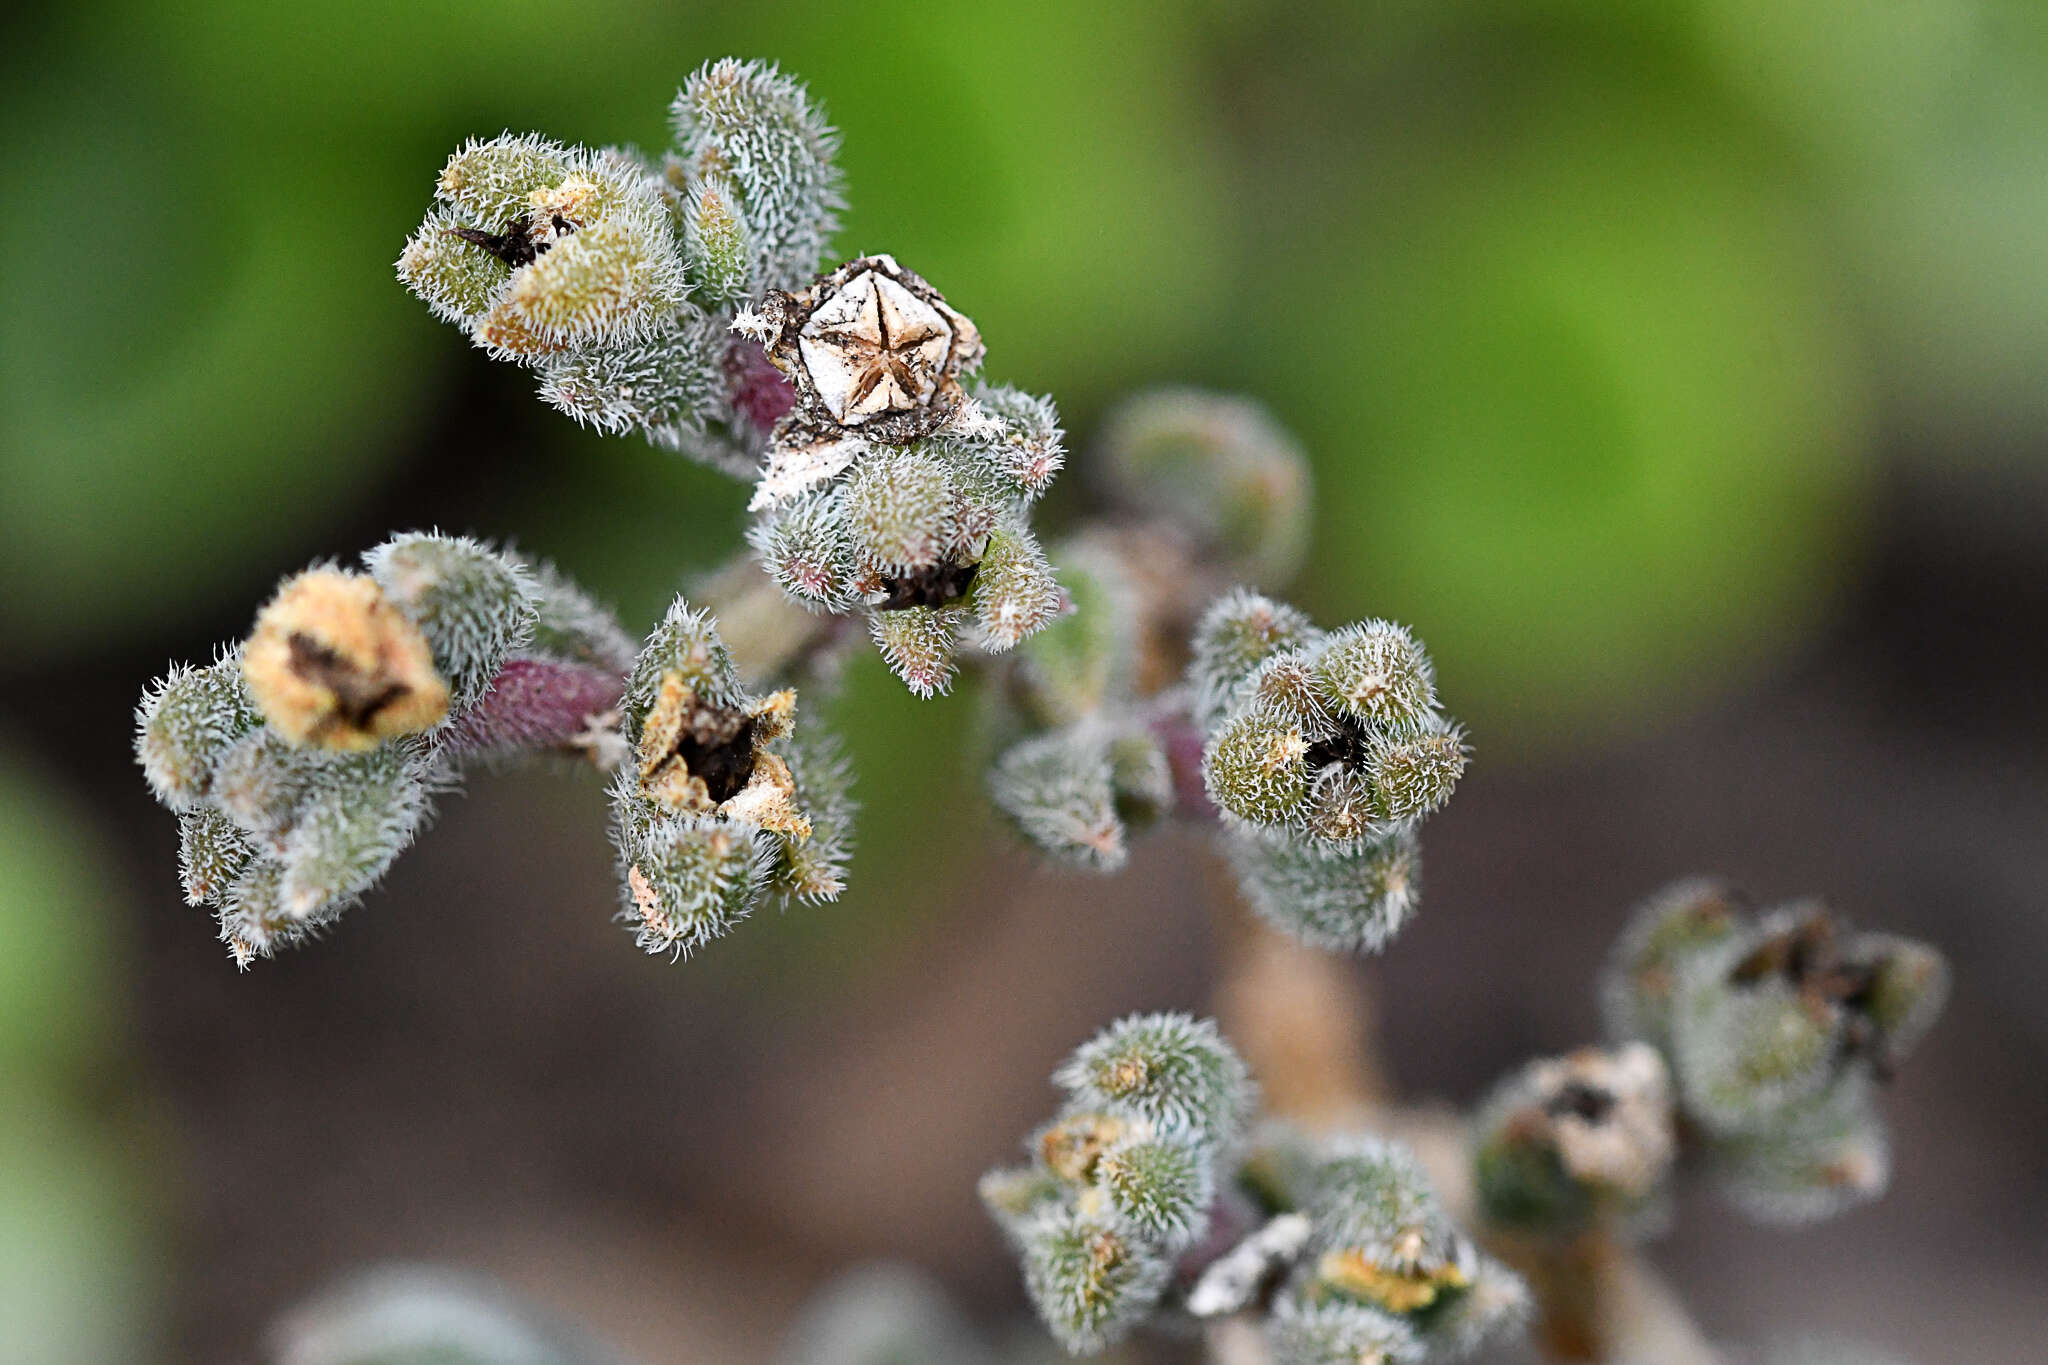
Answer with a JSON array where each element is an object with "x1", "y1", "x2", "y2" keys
[
  {"x1": 1316, "y1": 1248, "x2": 1468, "y2": 1314},
  {"x1": 1038, "y1": 1111, "x2": 1133, "y2": 1183},
  {"x1": 636, "y1": 673, "x2": 811, "y2": 839},
  {"x1": 242, "y1": 570, "x2": 448, "y2": 751}
]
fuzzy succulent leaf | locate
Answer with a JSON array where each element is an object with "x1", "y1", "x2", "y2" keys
[
  {"x1": 209, "y1": 728, "x2": 318, "y2": 839},
  {"x1": 218, "y1": 856, "x2": 303, "y2": 966},
  {"x1": 177, "y1": 807, "x2": 254, "y2": 907},
  {"x1": 988, "y1": 728, "x2": 1127, "y2": 872},
  {"x1": 1367, "y1": 723, "x2": 1468, "y2": 823},
  {"x1": 870, "y1": 606, "x2": 962, "y2": 698},
  {"x1": 535, "y1": 310, "x2": 727, "y2": 441},
  {"x1": 432, "y1": 133, "x2": 577, "y2": 227},
  {"x1": 1845, "y1": 932, "x2": 1951, "y2": 1066},
  {"x1": 1419, "y1": 1251, "x2": 1532, "y2": 1360},
  {"x1": 1266, "y1": 1298, "x2": 1423, "y2": 1365},
  {"x1": 275, "y1": 745, "x2": 433, "y2": 921},
  {"x1": 1225, "y1": 827, "x2": 1420, "y2": 953},
  {"x1": 1705, "y1": 1080, "x2": 1891, "y2": 1226},
  {"x1": 978, "y1": 1165, "x2": 1069, "y2": 1249},
  {"x1": 678, "y1": 173, "x2": 754, "y2": 307},
  {"x1": 765, "y1": 726, "x2": 856, "y2": 905},
  {"x1": 1599, "y1": 878, "x2": 1747, "y2": 1054},
  {"x1": 749, "y1": 489, "x2": 865, "y2": 613},
  {"x1": 1096, "y1": 388, "x2": 1311, "y2": 589},
  {"x1": 845, "y1": 448, "x2": 957, "y2": 573},
  {"x1": 671, "y1": 58, "x2": 844, "y2": 290},
  {"x1": 271, "y1": 1265, "x2": 608, "y2": 1365},
  {"x1": 136, "y1": 650, "x2": 262, "y2": 812},
  {"x1": 1054, "y1": 1013, "x2": 1254, "y2": 1147},
  {"x1": 969, "y1": 523, "x2": 1061, "y2": 652},
  {"x1": 616, "y1": 805, "x2": 771, "y2": 958},
  {"x1": 1188, "y1": 589, "x2": 1318, "y2": 733},
  {"x1": 961, "y1": 383, "x2": 1066, "y2": 499},
  {"x1": 1016, "y1": 1206, "x2": 1172, "y2": 1355},
  {"x1": 365, "y1": 534, "x2": 539, "y2": 711},
  {"x1": 623, "y1": 598, "x2": 744, "y2": 727},
  {"x1": 1204, "y1": 702, "x2": 1310, "y2": 826},
  {"x1": 1097, "y1": 1137, "x2": 1213, "y2": 1252},
  {"x1": 1307, "y1": 622, "x2": 1439, "y2": 733},
  {"x1": 396, "y1": 208, "x2": 512, "y2": 327}
]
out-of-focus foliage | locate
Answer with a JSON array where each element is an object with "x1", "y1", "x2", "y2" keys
[{"x1": 0, "y1": 750, "x2": 155, "y2": 1362}]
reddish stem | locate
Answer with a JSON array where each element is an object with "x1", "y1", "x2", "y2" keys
[{"x1": 441, "y1": 656, "x2": 626, "y2": 760}]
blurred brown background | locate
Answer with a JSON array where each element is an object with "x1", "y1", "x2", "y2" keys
[{"x1": 1, "y1": 2, "x2": 2043, "y2": 1361}]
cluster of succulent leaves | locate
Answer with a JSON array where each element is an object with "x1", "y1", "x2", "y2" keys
[
  {"x1": 608, "y1": 598, "x2": 853, "y2": 958},
  {"x1": 981, "y1": 1014, "x2": 1525, "y2": 1362},
  {"x1": 135, "y1": 530, "x2": 855, "y2": 967},
  {"x1": 980, "y1": 389, "x2": 1464, "y2": 956},
  {"x1": 980, "y1": 534, "x2": 1175, "y2": 875},
  {"x1": 1469, "y1": 880, "x2": 1949, "y2": 1242},
  {"x1": 1600, "y1": 880, "x2": 1948, "y2": 1225},
  {"x1": 135, "y1": 533, "x2": 634, "y2": 967},
  {"x1": 399, "y1": 60, "x2": 1072, "y2": 696},
  {"x1": 982, "y1": 390, "x2": 1316, "y2": 876},
  {"x1": 1189, "y1": 590, "x2": 1465, "y2": 953},
  {"x1": 396, "y1": 57, "x2": 837, "y2": 471},
  {"x1": 145, "y1": 52, "x2": 1958, "y2": 1365},
  {"x1": 744, "y1": 330, "x2": 1069, "y2": 697}
]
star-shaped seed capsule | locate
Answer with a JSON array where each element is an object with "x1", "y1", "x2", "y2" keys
[
  {"x1": 744, "y1": 254, "x2": 984, "y2": 447},
  {"x1": 800, "y1": 266, "x2": 953, "y2": 422}
]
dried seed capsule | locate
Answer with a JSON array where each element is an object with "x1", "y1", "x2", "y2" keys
[
  {"x1": 750, "y1": 255, "x2": 984, "y2": 445},
  {"x1": 1472, "y1": 1043, "x2": 1676, "y2": 1235}
]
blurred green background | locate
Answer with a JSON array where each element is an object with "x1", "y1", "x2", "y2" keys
[
  {"x1": 3, "y1": 1, "x2": 2046, "y2": 1360},
  {"x1": 9, "y1": 0, "x2": 2045, "y2": 730}
]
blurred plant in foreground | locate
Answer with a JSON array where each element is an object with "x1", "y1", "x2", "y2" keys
[{"x1": 1465, "y1": 881, "x2": 1946, "y2": 1360}]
